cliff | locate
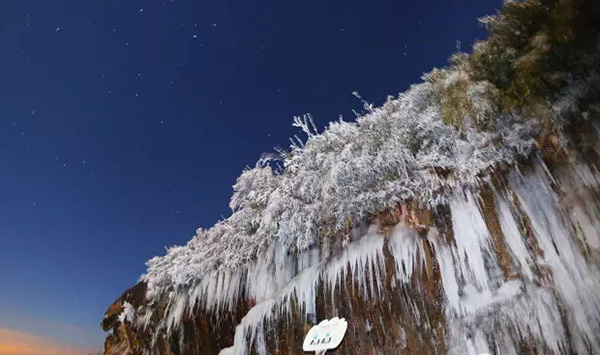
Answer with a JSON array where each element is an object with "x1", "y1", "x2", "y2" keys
[{"x1": 101, "y1": 0, "x2": 600, "y2": 354}]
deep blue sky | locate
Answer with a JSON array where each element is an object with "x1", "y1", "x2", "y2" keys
[{"x1": 0, "y1": 0, "x2": 500, "y2": 350}]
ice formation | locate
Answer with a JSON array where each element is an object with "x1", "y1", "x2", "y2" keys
[
  {"x1": 119, "y1": 151, "x2": 600, "y2": 354},
  {"x1": 113, "y1": 73, "x2": 600, "y2": 353},
  {"x1": 215, "y1": 159, "x2": 600, "y2": 354}
]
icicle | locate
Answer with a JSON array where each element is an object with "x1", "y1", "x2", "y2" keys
[
  {"x1": 509, "y1": 161, "x2": 600, "y2": 352},
  {"x1": 387, "y1": 225, "x2": 423, "y2": 283},
  {"x1": 449, "y1": 190, "x2": 499, "y2": 292},
  {"x1": 220, "y1": 228, "x2": 390, "y2": 353},
  {"x1": 165, "y1": 291, "x2": 188, "y2": 334},
  {"x1": 556, "y1": 161, "x2": 600, "y2": 252},
  {"x1": 495, "y1": 192, "x2": 534, "y2": 281},
  {"x1": 430, "y1": 228, "x2": 461, "y2": 313},
  {"x1": 254, "y1": 324, "x2": 267, "y2": 355},
  {"x1": 323, "y1": 225, "x2": 386, "y2": 301}
]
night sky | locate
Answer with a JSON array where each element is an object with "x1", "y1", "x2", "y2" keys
[{"x1": 0, "y1": 0, "x2": 499, "y2": 351}]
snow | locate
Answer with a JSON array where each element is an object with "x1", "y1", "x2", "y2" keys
[{"x1": 118, "y1": 301, "x2": 136, "y2": 324}]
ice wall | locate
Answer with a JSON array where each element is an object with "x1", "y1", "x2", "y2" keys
[
  {"x1": 106, "y1": 157, "x2": 600, "y2": 355},
  {"x1": 217, "y1": 158, "x2": 600, "y2": 354}
]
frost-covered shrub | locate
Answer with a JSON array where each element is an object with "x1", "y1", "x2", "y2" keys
[
  {"x1": 141, "y1": 81, "x2": 539, "y2": 297},
  {"x1": 426, "y1": 68, "x2": 499, "y2": 130},
  {"x1": 118, "y1": 301, "x2": 136, "y2": 324}
]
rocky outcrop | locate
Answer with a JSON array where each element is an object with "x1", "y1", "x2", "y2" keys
[
  {"x1": 102, "y1": 151, "x2": 600, "y2": 354},
  {"x1": 102, "y1": 283, "x2": 146, "y2": 355}
]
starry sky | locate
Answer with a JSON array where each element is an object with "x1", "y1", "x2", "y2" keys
[{"x1": 0, "y1": 0, "x2": 500, "y2": 352}]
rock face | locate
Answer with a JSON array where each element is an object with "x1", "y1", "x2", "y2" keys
[
  {"x1": 102, "y1": 155, "x2": 600, "y2": 354},
  {"x1": 103, "y1": 282, "x2": 254, "y2": 355}
]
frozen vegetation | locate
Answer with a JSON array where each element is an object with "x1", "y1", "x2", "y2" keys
[
  {"x1": 142, "y1": 82, "x2": 539, "y2": 299},
  {"x1": 104, "y1": 0, "x2": 600, "y2": 354}
]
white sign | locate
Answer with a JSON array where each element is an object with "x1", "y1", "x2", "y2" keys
[{"x1": 302, "y1": 317, "x2": 348, "y2": 353}]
